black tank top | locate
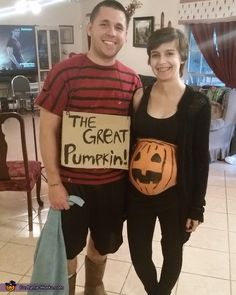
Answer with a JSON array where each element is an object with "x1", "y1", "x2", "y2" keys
[{"x1": 132, "y1": 85, "x2": 178, "y2": 145}]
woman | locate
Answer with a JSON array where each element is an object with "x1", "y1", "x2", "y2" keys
[{"x1": 127, "y1": 27, "x2": 211, "y2": 295}]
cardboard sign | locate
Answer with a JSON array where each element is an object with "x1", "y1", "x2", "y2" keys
[{"x1": 61, "y1": 111, "x2": 130, "y2": 169}]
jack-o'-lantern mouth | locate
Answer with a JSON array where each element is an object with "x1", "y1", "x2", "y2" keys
[{"x1": 132, "y1": 169, "x2": 161, "y2": 184}]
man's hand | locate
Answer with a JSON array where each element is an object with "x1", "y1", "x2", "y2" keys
[
  {"x1": 185, "y1": 218, "x2": 201, "y2": 233},
  {"x1": 48, "y1": 182, "x2": 70, "y2": 210}
]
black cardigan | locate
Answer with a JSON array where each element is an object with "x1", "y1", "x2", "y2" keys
[{"x1": 176, "y1": 85, "x2": 211, "y2": 224}]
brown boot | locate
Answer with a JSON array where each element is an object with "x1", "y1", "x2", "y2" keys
[
  {"x1": 84, "y1": 256, "x2": 107, "y2": 295},
  {"x1": 69, "y1": 273, "x2": 76, "y2": 295}
]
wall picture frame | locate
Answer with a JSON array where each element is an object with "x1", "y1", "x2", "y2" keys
[
  {"x1": 59, "y1": 25, "x2": 74, "y2": 44},
  {"x1": 133, "y1": 16, "x2": 154, "y2": 48}
]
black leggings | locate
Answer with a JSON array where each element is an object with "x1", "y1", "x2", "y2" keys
[{"x1": 127, "y1": 193, "x2": 184, "y2": 295}]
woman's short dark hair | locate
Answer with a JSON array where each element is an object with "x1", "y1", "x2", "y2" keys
[
  {"x1": 147, "y1": 27, "x2": 189, "y2": 77},
  {"x1": 90, "y1": 0, "x2": 129, "y2": 27}
]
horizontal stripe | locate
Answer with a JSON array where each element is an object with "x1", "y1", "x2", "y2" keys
[
  {"x1": 67, "y1": 105, "x2": 129, "y2": 113},
  {"x1": 69, "y1": 96, "x2": 131, "y2": 101},
  {"x1": 60, "y1": 169, "x2": 126, "y2": 185},
  {"x1": 67, "y1": 75, "x2": 136, "y2": 85},
  {"x1": 61, "y1": 173, "x2": 125, "y2": 185},
  {"x1": 67, "y1": 86, "x2": 134, "y2": 93}
]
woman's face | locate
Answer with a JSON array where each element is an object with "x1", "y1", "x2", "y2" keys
[{"x1": 149, "y1": 40, "x2": 183, "y2": 82}]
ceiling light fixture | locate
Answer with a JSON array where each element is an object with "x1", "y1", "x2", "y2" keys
[
  {"x1": 14, "y1": 0, "x2": 65, "y2": 15},
  {"x1": 0, "y1": 0, "x2": 65, "y2": 18},
  {"x1": 14, "y1": 0, "x2": 42, "y2": 14},
  {"x1": 14, "y1": 0, "x2": 28, "y2": 14},
  {"x1": 29, "y1": 1, "x2": 42, "y2": 14}
]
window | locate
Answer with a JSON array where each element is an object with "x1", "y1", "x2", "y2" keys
[{"x1": 185, "y1": 30, "x2": 225, "y2": 87}]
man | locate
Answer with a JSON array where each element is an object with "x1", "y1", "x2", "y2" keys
[
  {"x1": 6, "y1": 28, "x2": 24, "y2": 69},
  {"x1": 36, "y1": 1, "x2": 141, "y2": 295}
]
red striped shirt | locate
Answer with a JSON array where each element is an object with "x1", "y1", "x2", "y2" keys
[{"x1": 36, "y1": 54, "x2": 141, "y2": 185}]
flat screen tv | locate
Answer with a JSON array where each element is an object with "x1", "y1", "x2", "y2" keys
[{"x1": 0, "y1": 25, "x2": 37, "y2": 78}]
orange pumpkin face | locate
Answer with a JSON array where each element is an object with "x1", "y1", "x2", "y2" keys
[{"x1": 129, "y1": 138, "x2": 177, "y2": 196}]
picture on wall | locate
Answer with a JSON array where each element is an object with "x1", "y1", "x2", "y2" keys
[
  {"x1": 60, "y1": 25, "x2": 74, "y2": 44},
  {"x1": 133, "y1": 16, "x2": 154, "y2": 48}
]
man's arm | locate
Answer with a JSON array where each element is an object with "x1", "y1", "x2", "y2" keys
[{"x1": 39, "y1": 107, "x2": 69, "y2": 210}]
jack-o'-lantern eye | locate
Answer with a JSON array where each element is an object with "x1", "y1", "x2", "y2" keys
[
  {"x1": 151, "y1": 153, "x2": 161, "y2": 162},
  {"x1": 134, "y1": 152, "x2": 141, "y2": 161}
]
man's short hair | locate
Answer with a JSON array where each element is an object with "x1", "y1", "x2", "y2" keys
[{"x1": 90, "y1": 0, "x2": 129, "y2": 26}]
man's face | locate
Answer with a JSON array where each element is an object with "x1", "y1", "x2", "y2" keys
[
  {"x1": 12, "y1": 29, "x2": 20, "y2": 38},
  {"x1": 87, "y1": 6, "x2": 127, "y2": 65}
]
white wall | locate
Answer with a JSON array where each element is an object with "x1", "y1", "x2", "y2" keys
[
  {"x1": 0, "y1": 0, "x2": 181, "y2": 75},
  {"x1": 119, "y1": 0, "x2": 181, "y2": 75},
  {"x1": 79, "y1": 0, "x2": 181, "y2": 75}
]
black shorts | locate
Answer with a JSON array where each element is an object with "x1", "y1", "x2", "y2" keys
[{"x1": 61, "y1": 178, "x2": 127, "y2": 259}]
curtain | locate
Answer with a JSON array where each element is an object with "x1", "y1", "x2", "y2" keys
[{"x1": 191, "y1": 22, "x2": 236, "y2": 88}]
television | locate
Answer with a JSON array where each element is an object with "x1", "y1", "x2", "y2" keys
[{"x1": 0, "y1": 25, "x2": 37, "y2": 78}]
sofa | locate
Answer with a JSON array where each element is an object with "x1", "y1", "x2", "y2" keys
[
  {"x1": 208, "y1": 88, "x2": 236, "y2": 161},
  {"x1": 184, "y1": 85, "x2": 236, "y2": 161}
]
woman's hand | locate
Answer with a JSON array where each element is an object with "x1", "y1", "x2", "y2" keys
[{"x1": 185, "y1": 218, "x2": 201, "y2": 233}]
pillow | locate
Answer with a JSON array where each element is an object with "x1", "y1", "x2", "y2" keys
[
  {"x1": 210, "y1": 118, "x2": 224, "y2": 130},
  {"x1": 211, "y1": 101, "x2": 223, "y2": 120},
  {"x1": 207, "y1": 87, "x2": 225, "y2": 102}
]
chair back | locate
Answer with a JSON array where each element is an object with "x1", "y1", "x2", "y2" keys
[
  {"x1": 11, "y1": 75, "x2": 32, "y2": 112},
  {"x1": 0, "y1": 111, "x2": 43, "y2": 231},
  {"x1": 11, "y1": 75, "x2": 31, "y2": 97},
  {"x1": 0, "y1": 116, "x2": 10, "y2": 179},
  {"x1": 0, "y1": 112, "x2": 30, "y2": 182}
]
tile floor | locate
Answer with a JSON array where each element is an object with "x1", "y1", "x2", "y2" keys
[{"x1": 0, "y1": 114, "x2": 236, "y2": 294}]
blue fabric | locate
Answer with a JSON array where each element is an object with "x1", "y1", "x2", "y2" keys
[{"x1": 28, "y1": 195, "x2": 84, "y2": 295}]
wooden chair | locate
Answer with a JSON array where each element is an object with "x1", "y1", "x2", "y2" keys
[{"x1": 0, "y1": 112, "x2": 43, "y2": 231}]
